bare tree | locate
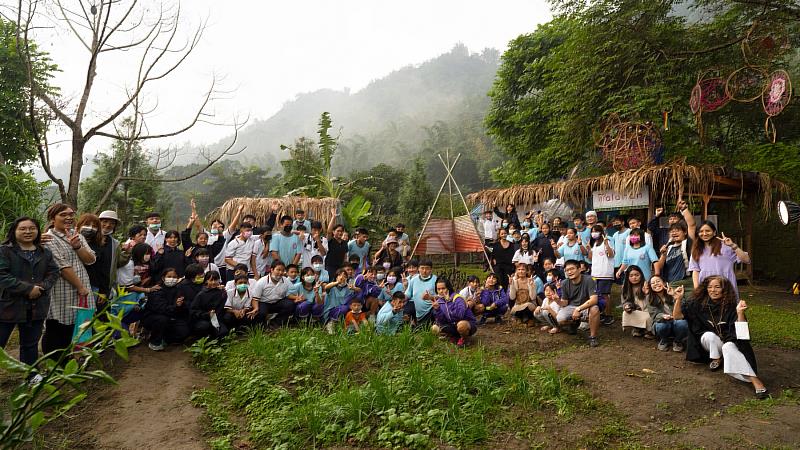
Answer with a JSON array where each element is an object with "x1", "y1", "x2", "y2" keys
[{"x1": 11, "y1": 0, "x2": 245, "y2": 209}]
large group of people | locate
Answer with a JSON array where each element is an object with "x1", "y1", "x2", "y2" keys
[{"x1": 0, "y1": 198, "x2": 768, "y2": 397}]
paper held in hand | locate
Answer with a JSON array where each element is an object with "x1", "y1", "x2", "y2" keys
[{"x1": 735, "y1": 321, "x2": 750, "y2": 340}]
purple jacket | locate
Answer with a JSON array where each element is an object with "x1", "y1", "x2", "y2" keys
[
  {"x1": 479, "y1": 287, "x2": 509, "y2": 309},
  {"x1": 354, "y1": 274, "x2": 381, "y2": 301},
  {"x1": 434, "y1": 294, "x2": 476, "y2": 326}
]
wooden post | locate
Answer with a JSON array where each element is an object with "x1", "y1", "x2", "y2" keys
[
  {"x1": 446, "y1": 149, "x2": 458, "y2": 268},
  {"x1": 409, "y1": 158, "x2": 453, "y2": 260},
  {"x1": 744, "y1": 192, "x2": 754, "y2": 284}
]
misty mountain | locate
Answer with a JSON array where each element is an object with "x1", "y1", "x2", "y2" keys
[{"x1": 200, "y1": 43, "x2": 501, "y2": 174}]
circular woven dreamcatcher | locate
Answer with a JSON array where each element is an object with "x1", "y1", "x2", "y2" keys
[
  {"x1": 762, "y1": 69, "x2": 792, "y2": 142},
  {"x1": 725, "y1": 66, "x2": 768, "y2": 103},
  {"x1": 742, "y1": 21, "x2": 790, "y2": 66},
  {"x1": 595, "y1": 114, "x2": 662, "y2": 171},
  {"x1": 690, "y1": 72, "x2": 731, "y2": 140}
]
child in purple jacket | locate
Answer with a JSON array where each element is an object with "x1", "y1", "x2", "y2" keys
[
  {"x1": 479, "y1": 273, "x2": 509, "y2": 324},
  {"x1": 431, "y1": 278, "x2": 477, "y2": 348}
]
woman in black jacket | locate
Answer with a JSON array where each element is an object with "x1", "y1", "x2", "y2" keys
[
  {"x1": 675, "y1": 275, "x2": 767, "y2": 398},
  {"x1": 0, "y1": 217, "x2": 60, "y2": 366},
  {"x1": 190, "y1": 271, "x2": 228, "y2": 338},
  {"x1": 141, "y1": 267, "x2": 190, "y2": 351}
]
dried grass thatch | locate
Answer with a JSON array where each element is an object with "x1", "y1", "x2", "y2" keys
[
  {"x1": 207, "y1": 197, "x2": 341, "y2": 229},
  {"x1": 467, "y1": 160, "x2": 789, "y2": 215}
]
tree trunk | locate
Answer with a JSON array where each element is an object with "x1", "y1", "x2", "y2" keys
[{"x1": 66, "y1": 133, "x2": 85, "y2": 208}]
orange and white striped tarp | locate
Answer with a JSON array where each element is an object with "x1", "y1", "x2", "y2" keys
[{"x1": 414, "y1": 215, "x2": 484, "y2": 255}]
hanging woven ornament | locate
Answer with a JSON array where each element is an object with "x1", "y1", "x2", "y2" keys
[
  {"x1": 742, "y1": 21, "x2": 790, "y2": 66},
  {"x1": 725, "y1": 66, "x2": 768, "y2": 103},
  {"x1": 690, "y1": 73, "x2": 730, "y2": 141},
  {"x1": 762, "y1": 69, "x2": 792, "y2": 143}
]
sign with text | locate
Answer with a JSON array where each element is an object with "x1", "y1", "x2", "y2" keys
[{"x1": 592, "y1": 188, "x2": 650, "y2": 210}]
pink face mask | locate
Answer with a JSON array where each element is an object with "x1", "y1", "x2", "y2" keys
[{"x1": 629, "y1": 235, "x2": 641, "y2": 245}]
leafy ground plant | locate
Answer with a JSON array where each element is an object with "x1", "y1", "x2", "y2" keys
[
  {"x1": 0, "y1": 308, "x2": 137, "y2": 449},
  {"x1": 194, "y1": 326, "x2": 592, "y2": 449}
]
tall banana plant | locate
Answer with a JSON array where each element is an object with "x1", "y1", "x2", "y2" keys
[{"x1": 341, "y1": 194, "x2": 372, "y2": 230}]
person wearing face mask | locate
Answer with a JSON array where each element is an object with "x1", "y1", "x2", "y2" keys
[
  {"x1": 285, "y1": 264, "x2": 301, "y2": 287},
  {"x1": 223, "y1": 264, "x2": 256, "y2": 291},
  {"x1": 587, "y1": 225, "x2": 616, "y2": 326},
  {"x1": 292, "y1": 209, "x2": 312, "y2": 232},
  {"x1": 403, "y1": 259, "x2": 438, "y2": 328},
  {"x1": 141, "y1": 268, "x2": 191, "y2": 351},
  {"x1": 116, "y1": 243, "x2": 157, "y2": 337},
  {"x1": 270, "y1": 216, "x2": 302, "y2": 267},
  {"x1": 654, "y1": 201, "x2": 697, "y2": 292},
  {"x1": 494, "y1": 204, "x2": 521, "y2": 230},
  {"x1": 373, "y1": 236, "x2": 403, "y2": 270},
  {"x1": 178, "y1": 264, "x2": 206, "y2": 311},
  {"x1": 224, "y1": 222, "x2": 258, "y2": 281},
  {"x1": 290, "y1": 267, "x2": 324, "y2": 323},
  {"x1": 76, "y1": 213, "x2": 113, "y2": 303},
  {"x1": 616, "y1": 228, "x2": 659, "y2": 282},
  {"x1": 144, "y1": 212, "x2": 165, "y2": 249},
  {"x1": 309, "y1": 254, "x2": 330, "y2": 283},
  {"x1": 321, "y1": 269, "x2": 357, "y2": 333},
  {"x1": 249, "y1": 260, "x2": 296, "y2": 327},
  {"x1": 606, "y1": 216, "x2": 623, "y2": 239},
  {"x1": 190, "y1": 271, "x2": 229, "y2": 338},
  {"x1": 223, "y1": 273, "x2": 255, "y2": 331},
  {"x1": 379, "y1": 268, "x2": 406, "y2": 306},
  {"x1": 216, "y1": 202, "x2": 279, "y2": 282}
]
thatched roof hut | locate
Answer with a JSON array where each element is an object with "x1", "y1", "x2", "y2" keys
[
  {"x1": 467, "y1": 160, "x2": 789, "y2": 216},
  {"x1": 207, "y1": 197, "x2": 341, "y2": 229}
]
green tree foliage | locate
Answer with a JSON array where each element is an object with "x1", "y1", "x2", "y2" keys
[
  {"x1": 398, "y1": 158, "x2": 434, "y2": 228},
  {"x1": 486, "y1": 0, "x2": 800, "y2": 185},
  {"x1": 0, "y1": 165, "x2": 46, "y2": 234},
  {"x1": 79, "y1": 139, "x2": 166, "y2": 227},
  {"x1": 0, "y1": 18, "x2": 56, "y2": 166},
  {"x1": 345, "y1": 163, "x2": 407, "y2": 216}
]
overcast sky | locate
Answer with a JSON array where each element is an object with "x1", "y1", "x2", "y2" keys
[{"x1": 25, "y1": 0, "x2": 552, "y2": 164}]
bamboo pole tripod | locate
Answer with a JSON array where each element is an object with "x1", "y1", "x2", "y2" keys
[{"x1": 410, "y1": 149, "x2": 493, "y2": 270}]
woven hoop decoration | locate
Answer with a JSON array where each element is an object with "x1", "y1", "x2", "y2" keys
[
  {"x1": 698, "y1": 77, "x2": 730, "y2": 112},
  {"x1": 596, "y1": 117, "x2": 662, "y2": 171},
  {"x1": 742, "y1": 21, "x2": 790, "y2": 65},
  {"x1": 725, "y1": 66, "x2": 768, "y2": 103},
  {"x1": 762, "y1": 69, "x2": 792, "y2": 117}
]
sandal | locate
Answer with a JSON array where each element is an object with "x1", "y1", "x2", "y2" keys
[
  {"x1": 755, "y1": 387, "x2": 769, "y2": 400},
  {"x1": 709, "y1": 359, "x2": 721, "y2": 371}
]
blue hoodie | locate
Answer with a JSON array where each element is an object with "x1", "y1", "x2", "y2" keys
[
  {"x1": 376, "y1": 301, "x2": 404, "y2": 335},
  {"x1": 404, "y1": 274, "x2": 438, "y2": 319}
]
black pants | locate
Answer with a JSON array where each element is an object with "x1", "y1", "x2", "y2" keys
[
  {"x1": 495, "y1": 264, "x2": 514, "y2": 291},
  {"x1": 222, "y1": 311, "x2": 252, "y2": 330},
  {"x1": 512, "y1": 308, "x2": 534, "y2": 322},
  {"x1": 42, "y1": 319, "x2": 74, "y2": 358},
  {"x1": 256, "y1": 299, "x2": 296, "y2": 326},
  {"x1": 0, "y1": 320, "x2": 44, "y2": 366},
  {"x1": 403, "y1": 301, "x2": 434, "y2": 329},
  {"x1": 142, "y1": 314, "x2": 190, "y2": 344},
  {"x1": 192, "y1": 319, "x2": 229, "y2": 339}
]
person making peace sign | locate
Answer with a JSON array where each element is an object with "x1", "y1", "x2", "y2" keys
[{"x1": 688, "y1": 220, "x2": 750, "y2": 299}]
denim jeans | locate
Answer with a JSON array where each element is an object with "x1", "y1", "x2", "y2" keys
[
  {"x1": 0, "y1": 320, "x2": 45, "y2": 366},
  {"x1": 654, "y1": 319, "x2": 688, "y2": 342}
]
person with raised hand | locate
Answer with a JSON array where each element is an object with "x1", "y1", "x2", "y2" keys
[
  {"x1": 0, "y1": 217, "x2": 59, "y2": 372},
  {"x1": 647, "y1": 277, "x2": 688, "y2": 352},
  {"x1": 41, "y1": 203, "x2": 97, "y2": 356},
  {"x1": 376, "y1": 291, "x2": 407, "y2": 336},
  {"x1": 688, "y1": 221, "x2": 750, "y2": 299},
  {"x1": 676, "y1": 275, "x2": 767, "y2": 399},
  {"x1": 430, "y1": 277, "x2": 477, "y2": 348}
]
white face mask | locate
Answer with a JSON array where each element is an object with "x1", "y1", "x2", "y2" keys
[
  {"x1": 164, "y1": 277, "x2": 179, "y2": 287},
  {"x1": 312, "y1": 263, "x2": 323, "y2": 272}
]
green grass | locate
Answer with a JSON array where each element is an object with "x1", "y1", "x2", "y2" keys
[
  {"x1": 747, "y1": 303, "x2": 800, "y2": 349},
  {"x1": 194, "y1": 326, "x2": 594, "y2": 449}
]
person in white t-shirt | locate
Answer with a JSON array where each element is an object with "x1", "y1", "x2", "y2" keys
[
  {"x1": 300, "y1": 222, "x2": 328, "y2": 269},
  {"x1": 144, "y1": 212, "x2": 165, "y2": 250},
  {"x1": 224, "y1": 223, "x2": 257, "y2": 281},
  {"x1": 587, "y1": 224, "x2": 616, "y2": 326},
  {"x1": 481, "y1": 210, "x2": 498, "y2": 245}
]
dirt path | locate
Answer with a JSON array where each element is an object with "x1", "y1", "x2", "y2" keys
[{"x1": 61, "y1": 345, "x2": 208, "y2": 450}]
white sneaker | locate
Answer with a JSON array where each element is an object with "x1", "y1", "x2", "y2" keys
[
  {"x1": 578, "y1": 322, "x2": 590, "y2": 331},
  {"x1": 28, "y1": 374, "x2": 44, "y2": 386},
  {"x1": 324, "y1": 322, "x2": 336, "y2": 335},
  {"x1": 148, "y1": 341, "x2": 165, "y2": 351}
]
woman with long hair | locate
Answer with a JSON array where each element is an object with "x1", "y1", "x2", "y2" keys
[
  {"x1": 620, "y1": 265, "x2": 653, "y2": 338},
  {"x1": 675, "y1": 275, "x2": 767, "y2": 398},
  {"x1": 646, "y1": 275, "x2": 688, "y2": 352},
  {"x1": 688, "y1": 220, "x2": 750, "y2": 299},
  {"x1": 0, "y1": 217, "x2": 60, "y2": 371}
]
